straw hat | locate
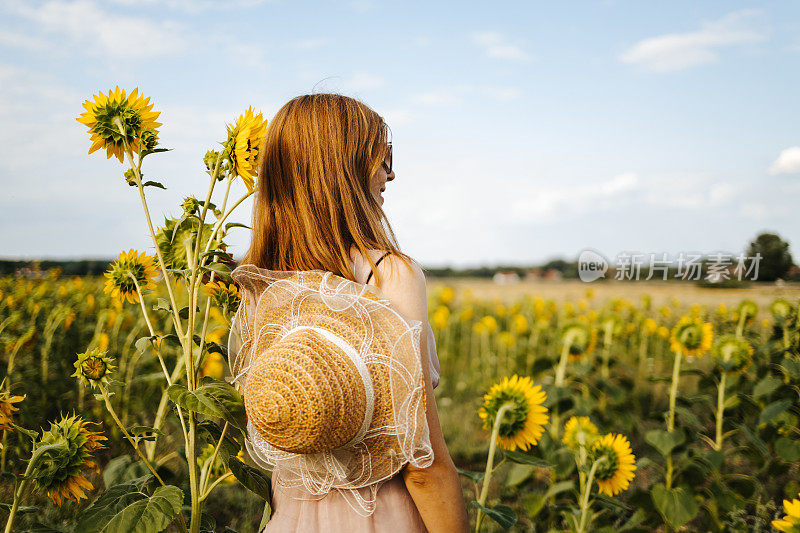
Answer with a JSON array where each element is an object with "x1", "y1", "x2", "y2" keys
[{"x1": 227, "y1": 264, "x2": 433, "y2": 516}]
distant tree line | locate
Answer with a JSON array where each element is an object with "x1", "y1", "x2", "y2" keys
[{"x1": 2, "y1": 232, "x2": 796, "y2": 282}]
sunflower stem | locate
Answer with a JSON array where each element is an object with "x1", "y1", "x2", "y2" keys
[
  {"x1": 200, "y1": 472, "x2": 234, "y2": 501},
  {"x1": 130, "y1": 276, "x2": 190, "y2": 464},
  {"x1": 475, "y1": 402, "x2": 514, "y2": 533},
  {"x1": 4, "y1": 442, "x2": 55, "y2": 533},
  {"x1": 100, "y1": 386, "x2": 166, "y2": 486},
  {"x1": 186, "y1": 150, "x2": 224, "y2": 389},
  {"x1": 555, "y1": 330, "x2": 578, "y2": 388},
  {"x1": 200, "y1": 421, "x2": 228, "y2": 497},
  {"x1": 667, "y1": 348, "x2": 682, "y2": 433},
  {"x1": 736, "y1": 312, "x2": 746, "y2": 339},
  {"x1": 201, "y1": 190, "x2": 254, "y2": 259},
  {"x1": 576, "y1": 457, "x2": 604, "y2": 533},
  {"x1": 714, "y1": 372, "x2": 727, "y2": 450},
  {"x1": 114, "y1": 125, "x2": 185, "y2": 342},
  {"x1": 665, "y1": 348, "x2": 682, "y2": 489}
]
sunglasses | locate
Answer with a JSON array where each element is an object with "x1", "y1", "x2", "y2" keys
[{"x1": 381, "y1": 142, "x2": 393, "y2": 178}]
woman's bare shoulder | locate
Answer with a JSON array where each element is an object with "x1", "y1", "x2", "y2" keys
[{"x1": 373, "y1": 254, "x2": 427, "y2": 323}]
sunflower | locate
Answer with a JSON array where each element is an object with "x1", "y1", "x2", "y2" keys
[
  {"x1": 72, "y1": 348, "x2": 116, "y2": 390},
  {"x1": 562, "y1": 416, "x2": 599, "y2": 451},
  {"x1": 478, "y1": 375, "x2": 549, "y2": 451},
  {"x1": 431, "y1": 305, "x2": 450, "y2": 330},
  {"x1": 479, "y1": 315, "x2": 498, "y2": 334},
  {"x1": 31, "y1": 414, "x2": 107, "y2": 506},
  {"x1": 511, "y1": 314, "x2": 529, "y2": 335},
  {"x1": 103, "y1": 249, "x2": 158, "y2": 304},
  {"x1": 204, "y1": 280, "x2": 241, "y2": 313},
  {"x1": 735, "y1": 299, "x2": 758, "y2": 323},
  {"x1": 773, "y1": 494, "x2": 800, "y2": 532},
  {"x1": 711, "y1": 335, "x2": 754, "y2": 374},
  {"x1": 226, "y1": 106, "x2": 268, "y2": 192},
  {"x1": 0, "y1": 388, "x2": 25, "y2": 433},
  {"x1": 642, "y1": 318, "x2": 658, "y2": 336},
  {"x1": 76, "y1": 86, "x2": 162, "y2": 164},
  {"x1": 589, "y1": 433, "x2": 636, "y2": 497},
  {"x1": 669, "y1": 316, "x2": 713, "y2": 358},
  {"x1": 560, "y1": 322, "x2": 597, "y2": 361},
  {"x1": 770, "y1": 299, "x2": 794, "y2": 324}
]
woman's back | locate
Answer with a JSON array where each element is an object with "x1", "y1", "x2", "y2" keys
[{"x1": 259, "y1": 247, "x2": 441, "y2": 532}]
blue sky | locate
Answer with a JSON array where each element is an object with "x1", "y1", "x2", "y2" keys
[{"x1": 1, "y1": 0, "x2": 799, "y2": 268}]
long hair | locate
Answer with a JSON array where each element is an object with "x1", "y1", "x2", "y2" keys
[{"x1": 240, "y1": 93, "x2": 413, "y2": 287}]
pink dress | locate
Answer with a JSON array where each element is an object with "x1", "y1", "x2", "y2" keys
[{"x1": 261, "y1": 251, "x2": 442, "y2": 533}]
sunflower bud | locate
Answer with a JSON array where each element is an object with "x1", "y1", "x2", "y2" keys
[
  {"x1": 72, "y1": 348, "x2": 116, "y2": 390},
  {"x1": 124, "y1": 168, "x2": 137, "y2": 187},
  {"x1": 182, "y1": 196, "x2": 201, "y2": 216},
  {"x1": 141, "y1": 128, "x2": 159, "y2": 151},
  {"x1": 204, "y1": 150, "x2": 220, "y2": 171}
]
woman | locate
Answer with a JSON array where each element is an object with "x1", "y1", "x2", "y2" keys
[{"x1": 238, "y1": 93, "x2": 470, "y2": 532}]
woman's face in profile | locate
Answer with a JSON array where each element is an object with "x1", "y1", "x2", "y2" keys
[{"x1": 369, "y1": 144, "x2": 394, "y2": 206}]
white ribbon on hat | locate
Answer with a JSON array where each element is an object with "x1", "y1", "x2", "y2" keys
[{"x1": 281, "y1": 325, "x2": 375, "y2": 449}]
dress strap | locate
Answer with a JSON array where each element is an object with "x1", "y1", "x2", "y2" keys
[{"x1": 365, "y1": 251, "x2": 391, "y2": 285}]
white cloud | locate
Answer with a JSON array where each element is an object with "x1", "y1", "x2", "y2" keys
[
  {"x1": 471, "y1": 31, "x2": 530, "y2": 61},
  {"x1": 741, "y1": 202, "x2": 769, "y2": 219},
  {"x1": 412, "y1": 89, "x2": 462, "y2": 106},
  {"x1": 0, "y1": 29, "x2": 50, "y2": 51},
  {"x1": 108, "y1": 0, "x2": 273, "y2": 12},
  {"x1": 482, "y1": 87, "x2": 522, "y2": 102},
  {"x1": 340, "y1": 72, "x2": 386, "y2": 92},
  {"x1": 641, "y1": 174, "x2": 738, "y2": 209},
  {"x1": 619, "y1": 10, "x2": 766, "y2": 72},
  {"x1": 510, "y1": 172, "x2": 640, "y2": 224},
  {"x1": 8, "y1": 0, "x2": 187, "y2": 58},
  {"x1": 380, "y1": 108, "x2": 416, "y2": 126},
  {"x1": 293, "y1": 38, "x2": 326, "y2": 50},
  {"x1": 768, "y1": 146, "x2": 800, "y2": 175}
]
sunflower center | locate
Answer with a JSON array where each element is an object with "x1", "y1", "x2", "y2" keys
[{"x1": 82, "y1": 357, "x2": 108, "y2": 380}]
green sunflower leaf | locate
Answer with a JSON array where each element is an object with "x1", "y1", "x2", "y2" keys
[
  {"x1": 471, "y1": 501, "x2": 517, "y2": 530},
  {"x1": 759, "y1": 399, "x2": 792, "y2": 426},
  {"x1": 645, "y1": 429, "x2": 685, "y2": 457},
  {"x1": 775, "y1": 437, "x2": 800, "y2": 462},
  {"x1": 228, "y1": 456, "x2": 272, "y2": 502},
  {"x1": 98, "y1": 484, "x2": 183, "y2": 533},
  {"x1": 455, "y1": 467, "x2": 484, "y2": 485},
  {"x1": 167, "y1": 378, "x2": 246, "y2": 430},
  {"x1": 650, "y1": 484, "x2": 698, "y2": 530},
  {"x1": 502, "y1": 450, "x2": 553, "y2": 467}
]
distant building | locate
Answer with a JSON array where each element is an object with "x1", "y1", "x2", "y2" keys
[
  {"x1": 15, "y1": 263, "x2": 47, "y2": 279},
  {"x1": 524, "y1": 268, "x2": 543, "y2": 281},
  {"x1": 544, "y1": 268, "x2": 563, "y2": 281},
  {"x1": 493, "y1": 270, "x2": 520, "y2": 284}
]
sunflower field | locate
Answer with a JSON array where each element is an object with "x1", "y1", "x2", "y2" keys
[{"x1": 1, "y1": 86, "x2": 800, "y2": 532}]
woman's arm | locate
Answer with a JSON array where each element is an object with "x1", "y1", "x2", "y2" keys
[{"x1": 376, "y1": 255, "x2": 470, "y2": 533}]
